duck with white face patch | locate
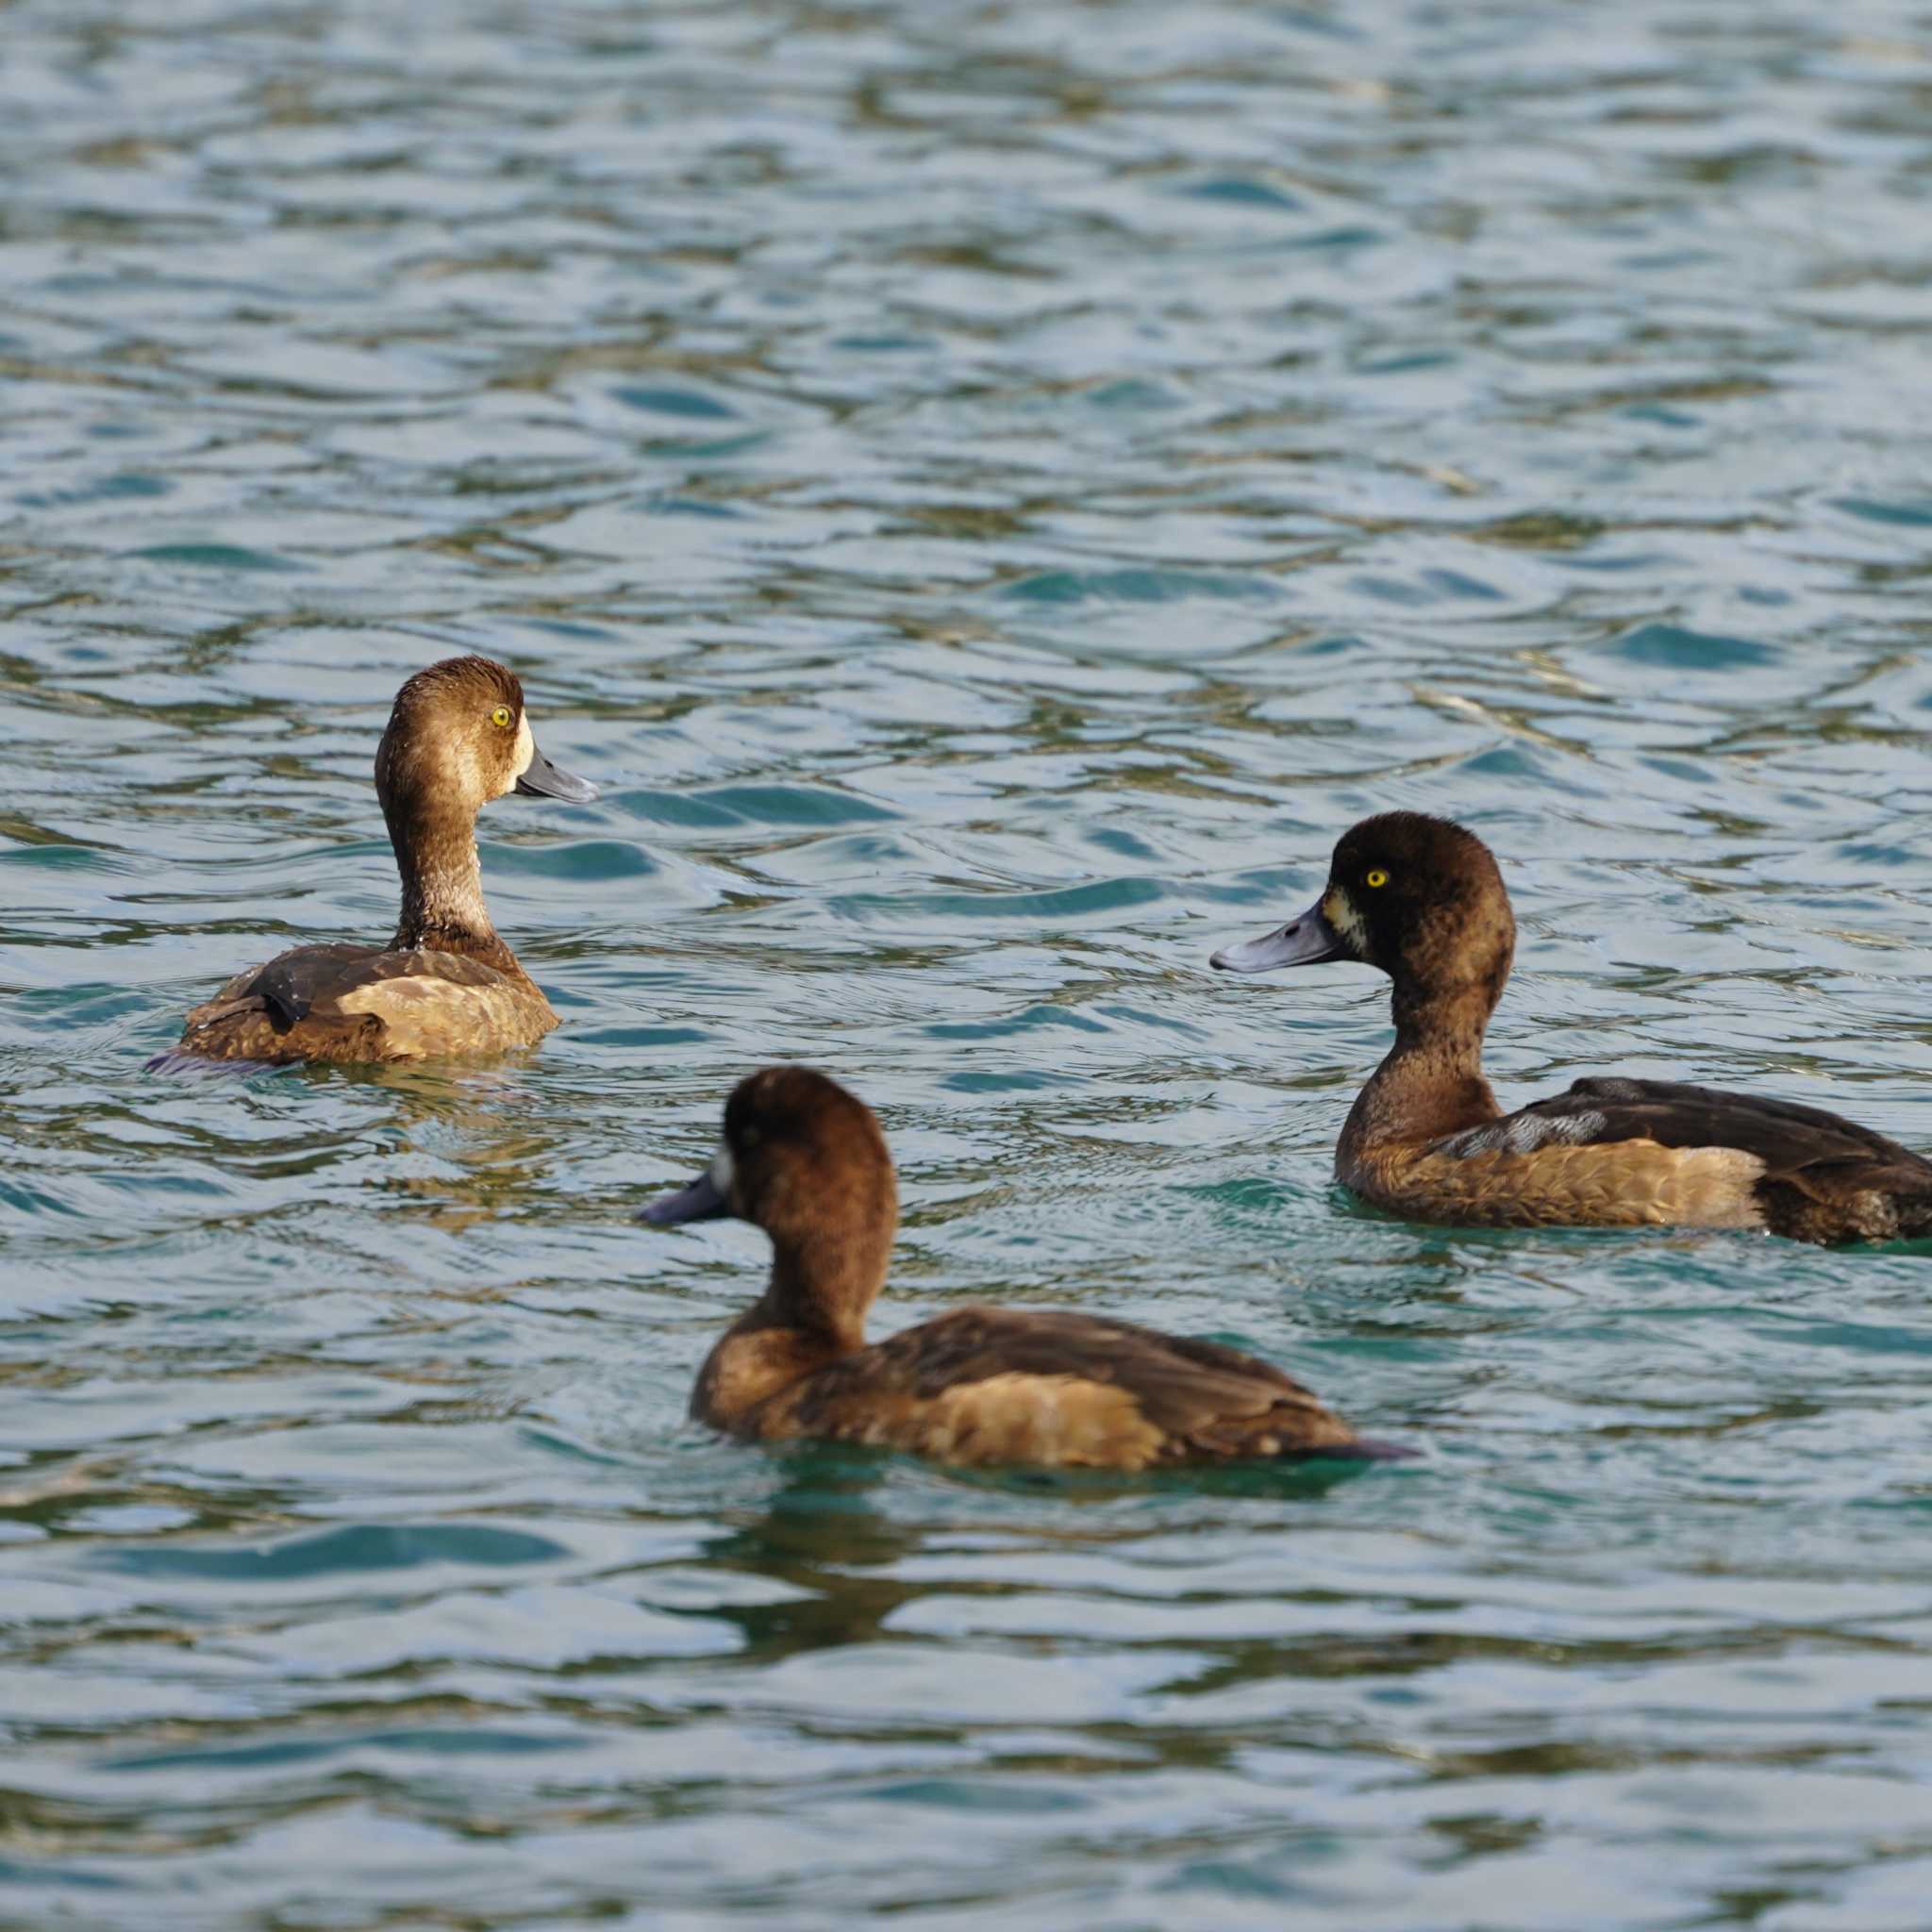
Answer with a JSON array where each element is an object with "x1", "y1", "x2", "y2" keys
[
  {"x1": 157, "y1": 655, "x2": 597, "y2": 1068},
  {"x1": 1211, "y1": 809, "x2": 1932, "y2": 1245}
]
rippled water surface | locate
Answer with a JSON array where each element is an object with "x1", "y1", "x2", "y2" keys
[{"x1": 6, "y1": 1, "x2": 1932, "y2": 1924}]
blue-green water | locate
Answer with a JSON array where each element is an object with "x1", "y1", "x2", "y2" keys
[{"x1": 5, "y1": 1, "x2": 1932, "y2": 1925}]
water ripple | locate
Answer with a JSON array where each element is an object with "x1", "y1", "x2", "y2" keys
[{"x1": 3, "y1": 1, "x2": 1932, "y2": 1927}]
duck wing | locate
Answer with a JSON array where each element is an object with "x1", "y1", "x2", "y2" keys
[
  {"x1": 241, "y1": 943, "x2": 392, "y2": 1024},
  {"x1": 757, "y1": 1307, "x2": 1383, "y2": 1469},
  {"x1": 1460, "y1": 1076, "x2": 1932, "y2": 1184},
  {"x1": 248, "y1": 944, "x2": 508, "y2": 1025}
]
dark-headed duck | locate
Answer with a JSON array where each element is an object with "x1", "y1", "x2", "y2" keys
[
  {"x1": 1211, "y1": 810, "x2": 1932, "y2": 1245},
  {"x1": 161, "y1": 655, "x2": 596, "y2": 1066},
  {"x1": 641, "y1": 1067, "x2": 1400, "y2": 1470}
]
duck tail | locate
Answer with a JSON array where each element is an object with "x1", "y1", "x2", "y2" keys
[
  {"x1": 1306, "y1": 1435, "x2": 1419, "y2": 1463},
  {"x1": 143, "y1": 1049, "x2": 285, "y2": 1077}
]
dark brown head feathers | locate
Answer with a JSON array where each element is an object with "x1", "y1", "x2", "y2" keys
[
  {"x1": 721, "y1": 1068, "x2": 899, "y2": 1307},
  {"x1": 1325, "y1": 811, "x2": 1515, "y2": 1010}
]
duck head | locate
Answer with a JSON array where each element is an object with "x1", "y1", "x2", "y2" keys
[
  {"x1": 1211, "y1": 811, "x2": 1515, "y2": 1024},
  {"x1": 640, "y1": 1066, "x2": 899, "y2": 1341},
  {"x1": 375, "y1": 655, "x2": 595, "y2": 824},
  {"x1": 375, "y1": 656, "x2": 595, "y2": 950}
]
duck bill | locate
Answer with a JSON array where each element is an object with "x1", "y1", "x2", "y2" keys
[
  {"x1": 516, "y1": 744, "x2": 598, "y2": 804},
  {"x1": 1210, "y1": 897, "x2": 1347, "y2": 973},
  {"x1": 638, "y1": 1171, "x2": 729, "y2": 1226}
]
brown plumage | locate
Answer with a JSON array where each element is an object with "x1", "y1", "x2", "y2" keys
[
  {"x1": 1212, "y1": 811, "x2": 1932, "y2": 1245},
  {"x1": 158, "y1": 656, "x2": 596, "y2": 1067},
  {"x1": 640, "y1": 1067, "x2": 1397, "y2": 1470}
]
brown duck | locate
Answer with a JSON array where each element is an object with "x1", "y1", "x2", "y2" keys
[
  {"x1": 161, "y1": 656, "x2": 596, "y2": 1066},
  {"x1": 1211, "y1": 810, "x2": 1932, "y2": 1245},
  {"x1": 640, "y1": 1066, "x2": 1403, "y2": 1470}
]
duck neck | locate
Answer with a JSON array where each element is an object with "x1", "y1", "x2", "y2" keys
[
  {"x1": 1341, "y1": 979, "x2": 1502, "y2": 1161},
  {"x1": 385, "y1": 792, "x2": 518, "y2": 972},
  {"x1": 760, "y1": 1228, "x2": 886, "y2": 1355},
  {"x1": 691, "y1": 1234, "x2": 884, "y2": 1429}
]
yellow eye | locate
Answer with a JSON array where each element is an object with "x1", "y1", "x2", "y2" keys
[
  {"x1": 1365, "y1": 869, "x2": 1389, "y2": 889},
  {"x1": 490, "y1": 705, "x2": 513, "y2": 730}
]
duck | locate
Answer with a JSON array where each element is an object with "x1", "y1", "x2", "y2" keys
[
  {"x1": 1210, "y1": 809, "x2": 1932, "y2": 1245},
  {"x1": 639, "y1": 1065, "x2": 1404, "y2": 1471},
  {"x1": 159, "y1": 655, "x2": 597, "y2": 1066}
]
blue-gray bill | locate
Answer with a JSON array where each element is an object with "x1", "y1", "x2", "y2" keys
[
  {"x1": 516, "y1": 746, "x2": 599, "y2": 804},
  {"x1": 1209, "y1": 898, "x2": 1345, "y2": 972},
  {"x1": 639, "y1": 1171, "x2": 729, "y2": 1225}
]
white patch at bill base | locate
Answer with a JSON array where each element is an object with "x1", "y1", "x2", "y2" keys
[{"x1": 1324, "y1": 888, "x2": 1369, "y2": 955}]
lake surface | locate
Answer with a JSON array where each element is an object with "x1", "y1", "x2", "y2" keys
[{"x1": 4, "y1": 1, "x2": 1932, "y2": 1925}]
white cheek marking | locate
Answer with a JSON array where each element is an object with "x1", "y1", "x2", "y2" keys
[
  {"x1": 708, "y1": 1143, "x2": 734, "y2": 1195},
  {"x1": 513, "y1": 712, "x2": 534, "y2": 778},
  {"x1": 1324, "y1": 889, "x2": 1369, "y2": 955}
]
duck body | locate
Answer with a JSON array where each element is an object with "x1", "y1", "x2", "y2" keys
[
  {"x1": 1341, "y1": 1076, "x2": 1932, "y2": 1243},
  {"x1": 642, "y1": 1067, "x2": 1398, "y2": 1471},
  {"x1": 175, "y1": 940, "x2": 557, "y2": 1065},
  {"x1": 1213, "y1": 812, "x2": 1932, "y2": 1247},
  {"x1": 161, "y1": 656, "x2": 594, "y2": 1068},
  {"x1": 694, "y1": 1304, "x2": 1365, "y2": 1470}
]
